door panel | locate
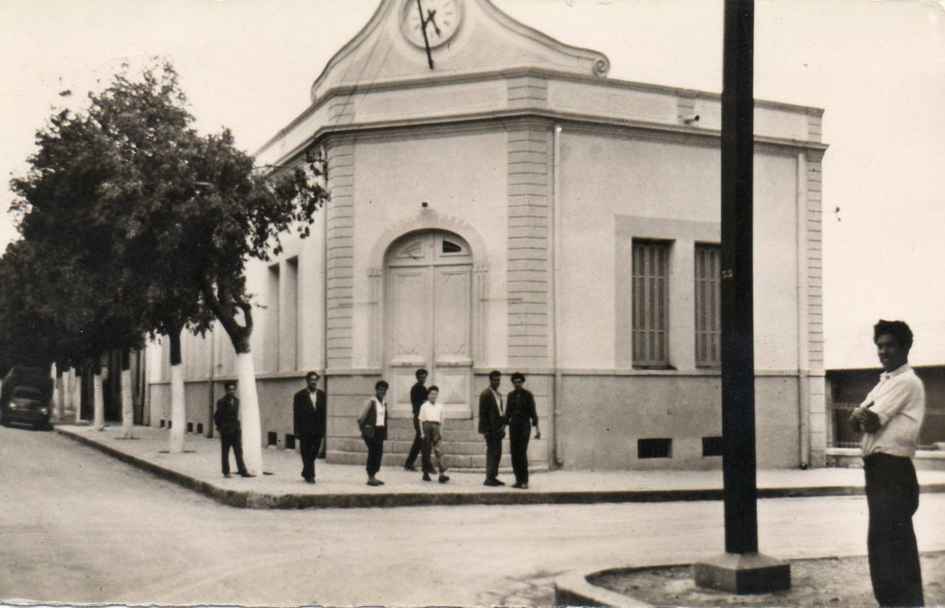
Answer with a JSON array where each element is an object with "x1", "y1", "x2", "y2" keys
[
  {"x1": 434, "y1": 266, "x2": 472, "y2": 364},
  {"x1": 434, "y1": 265, "x2": 472, "y2": 417},
  {"x1": 387, "y1": 266, "x2": 432, "y2": 414}
]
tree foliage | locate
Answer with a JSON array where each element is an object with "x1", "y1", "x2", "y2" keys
[{"x1": 4, "y1": 60, "x2": 329, "y2": 372}]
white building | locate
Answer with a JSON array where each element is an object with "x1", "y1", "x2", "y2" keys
[{"x1": 147, "y1": 0, "x2": 828, "y2": 470}]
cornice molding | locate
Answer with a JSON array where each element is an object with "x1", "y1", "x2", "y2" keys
[
  {"x1": 258, "y1": 66, "x2": 825, "y2": 160},
  {"x1": 263, "y1": 106, "x2": 829, "y2": 171}
]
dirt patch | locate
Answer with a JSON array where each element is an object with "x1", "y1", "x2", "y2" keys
[{"x1": 591, "y1": 552, "x2": 944, "y2": 607}]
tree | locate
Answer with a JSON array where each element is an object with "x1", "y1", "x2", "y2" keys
[
  {"x1": 188, "y1": 130, "x2": 329, "y2": 473},
  {"x1": 80, "y1": 62, "x2": 328, "y2": 467},
  {"x1": 8, "y1": 61, "x2": 328, "y2": 469},
  {"x1": 9, "y1": 91, "x2": 148, "y2": 431}
]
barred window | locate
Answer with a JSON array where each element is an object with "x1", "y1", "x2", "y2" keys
[
  {"x1": 694, "y1": 243, "x2": 721, "y2": 368},
  {"x1": 632, "y1": 240, "x2": 671, "y2": 367}
]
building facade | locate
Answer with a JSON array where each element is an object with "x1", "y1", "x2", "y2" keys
[{"x1": 146, "y1": 0, "x2": 828, "y2": 470}]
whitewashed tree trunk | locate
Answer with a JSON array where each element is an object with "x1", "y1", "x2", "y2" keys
[
  {"x1": 93, "y1": 372, "x2": 105, "y2": 430},
  {"x1": 120, "y1": 369, "x2": 134, "y2": 438},
  {"x1": 63, "y1": 368, "x2": 73, "y2": 420},
  {"x1": 74, "y1": 371, "x2": 83, "y2": 423},
  {"x1": 168, "y1": 364, "x2": 185, "y2": 453},
  {"x1": 236, "y1": 353, "x2": 262, "y2": 475},
  {"x1": 51, "y1": 364, "x2": 62, "y2": 421}
]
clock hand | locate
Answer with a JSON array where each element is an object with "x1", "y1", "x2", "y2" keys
[
  {"x1": 426, "y1": 9, "x2": 442, "y2": 38},
  {"x1": 415, "y1": 0, "x2": 434, "y2": 70}
]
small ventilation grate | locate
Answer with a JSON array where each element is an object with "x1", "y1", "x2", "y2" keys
[
  {"x1": 702, "y1": 436, "x2": 723, "y2": 457},
  {"x1": 638, "y1": 438, "x2": 672, "y2": 459}
]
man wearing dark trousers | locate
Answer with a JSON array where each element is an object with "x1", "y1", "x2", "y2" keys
[
  {"x1": 214, "y1": 382, "x2": 252, "y2": 478},
  {"x1": 849, "y1": 320, "x2": 926, "y2": 607},
  {"x1": 506, "y1": 372, "x2": 540, "y2": 489},
  {"x1": 403, "y1": 368, "x2": 429, "y2": 472},
  {"x1": 478, "y1": 370, "x2": 506, "y2": 486},
  {"x1": 294, "y1": 371, "x2": 326, "y2": 484}
]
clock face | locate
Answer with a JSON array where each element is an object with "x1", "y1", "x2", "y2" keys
[{"x1": 402, "y1": 0, "x2": 463, "y2": 49}]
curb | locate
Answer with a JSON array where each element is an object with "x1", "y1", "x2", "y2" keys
[
  {"x1": 56, "y1": 428, "x2": 945, "y2": 510},
  {"x1": 554, "y1": 568, "x2": 656, "y2": 608}
]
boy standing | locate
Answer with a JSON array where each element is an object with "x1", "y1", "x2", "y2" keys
[{"x1": 418, "y1": 386, "x2": 450, "y2": 483}]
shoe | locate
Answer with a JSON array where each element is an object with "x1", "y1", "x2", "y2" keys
[
  {"x1": 404, "y1": 464, "x2": 417, "y2": 471},
  {"x1": 512, "y1": 482, "x2": 523, "y2": 489},
  {"x1": 304, "y1": 477, "x2": 315, "y2": 484},
  {"x1": 367, "y1": 479, "x2": 382, "y2": 487},
  {"x1": 239, "y1": 472, "x2": 255, "y2": 478},
  {"x1": 519, "y1": 483, "x2": 528, "y2": 490},
  {"x1": 223, "y1": 473, "x2": 232, "y2": 478},
  {"x1": 438, "y1": 474, "x2": 450, "y2": 484},
  {"x1": 494, "y1": 479, "x2": 506, "y2": 486},
  {"x1": 422, "y1": 473, "x2": 432, "y2": 482},
  {"x1": 483, "y1": 479, "x2": 501, "y2": 487}
]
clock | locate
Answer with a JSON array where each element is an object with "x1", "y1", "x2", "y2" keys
[{"x1": 401, "y1": 0, "x2": 463, "y2": 50}]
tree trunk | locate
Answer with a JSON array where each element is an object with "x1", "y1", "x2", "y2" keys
[
  {"x1": 235, "y1": 352, "x2": 263, "y2": 475},
  {"x1": 53, "y1": 363, "x2": 64, "y2": 421},
  {"x1": 93, "y1": 359, "x2": 105, "y2": 431},
  {"x1": 202, "y1": 285, "x2": 263, "y2": 475},
  {"x1": 63, "y1": 367, "x2": 72, "y2": 420},
  {"x1": 73, "y1": 368, "x2": 83, "y2": 423},
  {"x1": 168, "y1": 328, "x2": 186, "y2": 453},
  {"x1": 120, "y1": 349, "x2": 134, "y2": 439}
]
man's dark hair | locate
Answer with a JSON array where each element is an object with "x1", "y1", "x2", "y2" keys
[
  {"x1": 224, "y1": 381, "x2": 237, "y2": 390},
  {"x1": 375, "y1": 380, "x2": 390, "y2": 390},
  {"x1": 305, "y1": 371, "x2": 320, "y2": 380},
  {"x1": 416, "y1": 368, "x2": 428, "y2": 378},
  {"x1": 427, "y1": 385, "x2": 440, "y2": 393},
  {"x1": 510, "y1": 372, "x2": 525, "y2": 383},
  {"x1": 873, "y1": 319, "x2": 914, "y2": 352},
  {"x1": 488, "y1": 370, "x2": 502, "y2": 380}
]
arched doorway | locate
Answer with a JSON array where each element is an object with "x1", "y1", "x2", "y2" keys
[{"x1": 385, "y1": 230, "x2": 474, "y2": 418}]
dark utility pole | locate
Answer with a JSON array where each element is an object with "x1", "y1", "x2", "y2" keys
[
  {"x1": 720, "y1": 0, "x2": 758, "y2": 555},
  {"x1": 694, "y1": 2, "x2": 789, "y2": 592}
]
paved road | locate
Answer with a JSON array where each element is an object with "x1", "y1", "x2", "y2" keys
[{"x1": 2, "y1": 426, "x2": 944, "y2": 606}]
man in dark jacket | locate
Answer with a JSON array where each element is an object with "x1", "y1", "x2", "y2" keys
[
  {"x1": 294, "y1": 371, "x2": 327, "y2": 483},
  {"x1": 507, "y1": 372, "x2": 541, "y2": 489},
  {"x1": 403, "y1": 368, "x2": 429, "y2": 472},
  {"x1": 478, "y1": 370, "x2": 506, "y2": 486},
  {"x1": 214, "y1": 382, "x2": 252, "y2": 478}
]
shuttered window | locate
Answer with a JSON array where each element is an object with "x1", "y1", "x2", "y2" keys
[
  {"x1": 632, "y1": 240, "x2": 670, "y2": 367},
  {"x1": 694, "y1": 244, "x2": 721, "y2": 368}
]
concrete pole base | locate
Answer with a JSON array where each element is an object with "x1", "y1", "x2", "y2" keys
[{"x1": 693, "y1": 552, "x2": 791, "y2": 594}]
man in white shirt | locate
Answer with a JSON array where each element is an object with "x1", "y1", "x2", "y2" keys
[
  {"x1": 849, "y1": 320, "x2": 925, "y2": 607},
  {"x1": 418, "y1": 386, "x2": 449, "y2": 483}
]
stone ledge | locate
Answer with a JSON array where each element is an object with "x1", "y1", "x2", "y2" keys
[{"x1": 554, "y1": 568, "x2": 657, "y2": 607}]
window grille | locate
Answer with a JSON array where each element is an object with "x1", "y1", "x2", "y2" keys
[
  {"x1": 632, "y1": 240, "x2": 671, "y2": 367},
  {"x1": 695, "y1": 244, "x2": 721, "y2": 368}
]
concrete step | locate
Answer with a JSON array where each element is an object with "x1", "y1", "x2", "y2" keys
[
  {"x1": 328, "y1": 449, "x2": 526, "y2": 472},
  {"x1": 333, "y1": 437, "x2": 493, "y2": 456},
  {"x1": 381, "y1": 418, "x2": 482, "y2": 443}
]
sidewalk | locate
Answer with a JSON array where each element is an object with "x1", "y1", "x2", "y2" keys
[{"x1": 56, "y1": 424, "x2": 945, "y2": 510}]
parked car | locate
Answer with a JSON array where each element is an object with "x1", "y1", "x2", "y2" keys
[{"x1": 0, "y1": 365, "x2": 53, "y2": 430}]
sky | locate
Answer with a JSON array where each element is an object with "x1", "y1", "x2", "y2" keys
[{"x1": 2, "y1": 0, "x2": 944, "y2": 369}]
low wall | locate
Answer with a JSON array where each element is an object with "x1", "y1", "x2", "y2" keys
[{"x1": 556, "y1": 374, "x2": 801, "y2": 470}]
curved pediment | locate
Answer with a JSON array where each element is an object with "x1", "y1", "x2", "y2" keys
[{"x1": 309, "y1": 0, "x2": 610, "y2": 103}]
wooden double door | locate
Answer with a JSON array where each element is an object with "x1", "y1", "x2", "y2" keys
[{"x1": 385, "y1": 230, "x2": 473, "y2": 418}]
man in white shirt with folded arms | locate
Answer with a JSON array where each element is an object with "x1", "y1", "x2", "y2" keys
[{"x1": 849, "y1": 319, "x2": 925, "y2": 607}]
